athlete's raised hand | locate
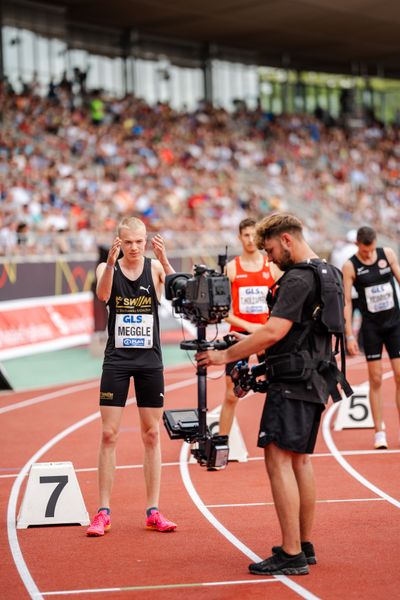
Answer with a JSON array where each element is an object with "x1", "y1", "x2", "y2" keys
[
  {"x1": 107, "y1": 237, "x2": 122, "y2": 266},
  {"x1": 151, "y1": 233, "x2": 174, "y2": 277},
  {"x1": 151, "y1": 234, "x2": 167, "y2": 262}
]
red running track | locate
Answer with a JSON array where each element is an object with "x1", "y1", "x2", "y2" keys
[{"x1": 1, "y1": 357, "x2": 400, "y2": 599}]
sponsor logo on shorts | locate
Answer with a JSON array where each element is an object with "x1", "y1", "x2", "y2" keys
[
  {"x1": 100, "y1": 392, "x2": 113, "y2": 400},
  {"x1": 123, "y1": 338, "x2": 145, "y2": 347}
]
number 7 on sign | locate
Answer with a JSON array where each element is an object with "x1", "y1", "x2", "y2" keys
[
  {"x1": 17, "y1": 461, "x2": 90, "y2": 528},
  {"x1": 40, "y1": 475, "x2": 68, "y2": 517}
]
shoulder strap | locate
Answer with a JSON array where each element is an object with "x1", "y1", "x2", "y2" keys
[{"x1": 287, "y1": 260, "x2": 353, "y2": 401}]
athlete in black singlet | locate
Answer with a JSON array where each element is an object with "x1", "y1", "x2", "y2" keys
[
  {"x1": 86, "y1": 217, "x2": 177, "y2": 536},
  {"x1": 343, "y1": 226, "x2": 400, "y2": 450}
]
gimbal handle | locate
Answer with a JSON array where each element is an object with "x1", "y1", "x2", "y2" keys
[{"x1": 180, "y1": 333, "x2": 237, "y2": 351}]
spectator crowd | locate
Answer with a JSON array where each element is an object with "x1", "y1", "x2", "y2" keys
[{"x1": 0, "y1": 76, "x2": 399, "y2": 257}]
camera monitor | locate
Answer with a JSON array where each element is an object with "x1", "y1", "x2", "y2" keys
[{"x1": 163, "y1": 408, "x2": 199, "y2": 440}]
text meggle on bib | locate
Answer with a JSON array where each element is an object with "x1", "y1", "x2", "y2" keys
[{"x1": 115, "y1": 314, "x2": 154, "y2": 348}]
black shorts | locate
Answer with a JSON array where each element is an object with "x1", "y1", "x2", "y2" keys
[
  {"x1": 257, "y1": 390, "x2": 325, "y2": 454},
  {"x1": 362, "y1": 320, "x2": 400, "y2": 362},
  {"x1": 99, "y1": 367, "x2": 164, "y2": 408}
]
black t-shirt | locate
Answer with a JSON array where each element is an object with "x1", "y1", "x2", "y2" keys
[{"x1": 267, "y1": 265, "x2": 332, "y2": 404}]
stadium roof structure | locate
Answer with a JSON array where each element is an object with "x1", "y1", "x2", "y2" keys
[{"x1": 14, "y1": 0, "x2": 400, "y2": 78}]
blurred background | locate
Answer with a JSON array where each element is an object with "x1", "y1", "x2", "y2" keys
[{"x1": 1, "y1": 0, "x2": 400, "y2": 389}]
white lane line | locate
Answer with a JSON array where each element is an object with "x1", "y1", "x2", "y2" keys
[
  {"x1": 4, "y1": 446, "x2": 398, "y2": 479},
  {"x1": 179, "y1": 443, "x2": 320, "y2": 600},
  {"x1": 8, "y1": 413, "x2": 99, "y2": 600},
  {"x1": 0, "y1": 381, "x2": 98, "y2": 415},
  {"x1": 7, "y1": 374, "x2": 198, "y2": 600},
  {"x1": 311, "y1": 449, "x2": 400, "y2": 456},
  {"x1": 38, "y1": 578, "x2": 278, "y2": 596},
  {"x1": 0, "y1": 362, "x2": 193, "y2": 415},
  {"x1": 322, "y1": 371, "x2": 400, "y2": 509},
  {"x1": 247, "y1": 448, "x2": 400, "y2": 460},
  {"x1": 0, "y1": 461, "x2": 183, "y2": 479},
  {"x1": 206, "y1": 497, "x2": 385, "y2": 508}
]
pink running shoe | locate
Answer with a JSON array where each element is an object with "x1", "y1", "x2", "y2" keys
[
  {"x1": 86, "y1": 510, "x2": 111, "y2": 536},
  {"x1": 145, "y1": 510, "x2": 177, "y2": 532}
]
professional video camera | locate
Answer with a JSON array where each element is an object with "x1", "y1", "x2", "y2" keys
[
  {"x1": 164, "y1": 261, "x2": 231, "y2": 327},
  {"x1": 163, "y1": 254, "x2": 234, "y2": 469},
  {"x1": 230, "y1": 360, "x2": 268, "y2": 398}
]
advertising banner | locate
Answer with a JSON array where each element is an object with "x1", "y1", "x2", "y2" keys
[
  {"x1": 0, "y1": 293, "x2": 94, "y2": 360},
  {"x1": 0, "y1": 259, "x2": 97, "y2": 301}
]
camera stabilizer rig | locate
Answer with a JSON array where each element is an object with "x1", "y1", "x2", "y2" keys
[
  {"x1": 162, "y1": 252, "x2": 234, "y2": 469},
  {"x1": 163, "y1": 331, "x2": 237, "y2": 469}
]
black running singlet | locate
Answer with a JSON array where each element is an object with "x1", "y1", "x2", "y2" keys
[
  {"x1": 103, "y1": 257, "x2": 163, "y2": 370},
  {"x1": 350, "y1": 248, "x2": 399, "y2": 328}
]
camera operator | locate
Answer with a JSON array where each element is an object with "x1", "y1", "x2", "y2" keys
[
  {"x1": 221, "y1": 218, "x2": 281, "y2": 439},
  {"x1": 86, "y1": 217, "x2": 177, "y2": 537},
  {"x1": 196, "y1": 213, "x2": 339, "y2": 576}
]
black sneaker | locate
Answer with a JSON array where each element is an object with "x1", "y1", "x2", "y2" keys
[
  {"x1": 272, "y1": 541, "x2": 316, "y2": 565},
  {"x1": 249, "y1": 548, "x2": 309, "y2": 576}
]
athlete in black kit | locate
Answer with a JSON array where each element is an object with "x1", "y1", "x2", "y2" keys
[
  {"x1": 343, "y1": 226, "x2": 400, "y2": 450},
  {"x1": 87, "y1": 217, "x2": 177, "y2": 536}
]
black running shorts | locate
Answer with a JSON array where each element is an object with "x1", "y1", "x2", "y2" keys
[
  {"x1": 362, "y1": 320, "x2": 400, "y2": 362},
  {"x1": 257, "y1": 390, "x2": 325, "y2": 454},
  {"x1": 99, "y1": 367, "x2": 164, "y2": 408}
]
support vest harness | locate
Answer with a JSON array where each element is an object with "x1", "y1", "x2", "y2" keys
[{"x1": 265, "y1": 260, "x2": 353, "y2": 402}]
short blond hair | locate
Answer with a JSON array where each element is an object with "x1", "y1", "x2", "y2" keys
[
  {"x1": 117, "y1": 216, "x2": 146, "y2": 236},
  {"x1": 255, "y1": 213, "x2": 303, "y2": 249}
]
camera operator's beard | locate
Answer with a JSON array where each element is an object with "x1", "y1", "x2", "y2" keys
[{"x1": 278, "y1": 248, "x2": 295, "y2": 271}]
